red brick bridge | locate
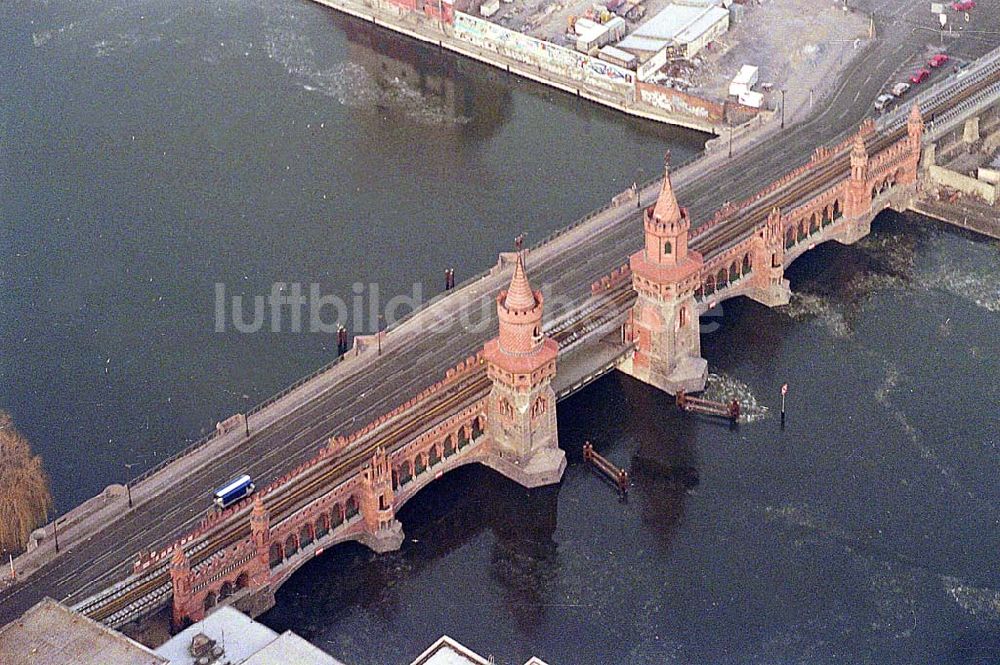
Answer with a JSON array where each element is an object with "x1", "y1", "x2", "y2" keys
[{"x1": 62, "y1": 50, "x2": 1000, "y2": 633}]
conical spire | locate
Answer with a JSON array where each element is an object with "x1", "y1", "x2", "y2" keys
[
  {"x1": 503, "y1": 252, "x2": 538, "y2": 312},
  {"x1": 651, "y1": 153, "x2": 682, "y2": 224},
  {"x1": 251, "y1": 494, "x2": 267, "y2": 521},
  {"x1": 851, "y1": 131, "x2": 867, "y2": 163},
  {"x1": 171, "y1": 543, "x2": 188, "y2": 568},
  {"x1": 907, "y1": 102, "x2": 924, "y2": 138}
]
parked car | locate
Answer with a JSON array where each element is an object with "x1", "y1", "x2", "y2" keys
[
  {"x1": 910, "y1": 68, "x2": 931, "y2": 84},
  {"x1": 951, "y1": 0, "x2": 975, "y2": 10},
  {"x1": 874, "y1": 93, "x2": 895, "y2": 112},
  {"x1": 928, "y1": 53, "x2": 950, "y2": 68},
  {"x1": 891, "y1": 82, "x2": 911, "y2": 97}
]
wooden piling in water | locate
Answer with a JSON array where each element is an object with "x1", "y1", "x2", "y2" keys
[
  {"x1": 676, "y1": 390, "x2": 740, "y2": 423},
  {"x1": 583, "y1": 441, "x2": 629, "y2": 496}
]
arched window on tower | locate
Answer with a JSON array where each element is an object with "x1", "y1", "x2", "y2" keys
[
  {"x1": 664, "y1": 241, "x2": 672, "y2": 256},
  {"x1": 679, "y1": 307, "x2": 687, "y2": 328},
  {"x1": 531, "y1": 396, "x2": 547, "y2": 419}
]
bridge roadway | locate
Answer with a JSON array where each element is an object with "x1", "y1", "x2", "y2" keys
[{"x1": 2, "y1": 38, "x2": 999, "y2": 628}]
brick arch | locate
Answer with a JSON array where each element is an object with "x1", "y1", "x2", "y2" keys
[
  {"x1": 444, "y1": 432, "x2": 457, "y2": 457},
  {"x1": 203, "y1": 591, "x2": 217, "y2": 611},
  {"x1": 331, "y1": 503, "x2": 345, "y2": 529},
  {"x1": 704, "y1": 273, "x2": 717, "y2": 296},
  {"x1": 218, "y1": 580, "x2": 234, "y2": 601},
  {"x1": 316, "y1": 513, "x2": 330, "y2": 539},
  {"x1": 299, "y1": 523, "x2": 313, "y2": 548},
  {"x1": 269, "y1": 542, "x2": 283, "y2": 568},
  {"x1": 345, "y1": 495, "x2": 359, "y2": 519},
  {"x1": 235, "y1": 572, "x2": 249, "y2": 590},
  {"x1": 741, "y1": 253, "x2": 751, "y2": 275},
  {"x1": 284, "y1": 533, "x2": 298, "y2": 557}
]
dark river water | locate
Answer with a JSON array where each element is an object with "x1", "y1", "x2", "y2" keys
[{"x1": 3, "y1": 0, "x2": 999, "y2": 663}]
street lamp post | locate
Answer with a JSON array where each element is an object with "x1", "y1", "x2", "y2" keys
[
  {"x1": 728, "y1": 126, "x2": 733, "y2": 158},
  {"x1": 124, "y1": 462, "x2": 137, "y2": 509},
  {"x1": 377, "y1": 315, "x2": 384, "y2": 356},
  {"x1": 635, "y1": 167, "x2": 644, "y2": 208},
  {"x1": 780, "y1": 89, "x2": 786, "y2": 129}
]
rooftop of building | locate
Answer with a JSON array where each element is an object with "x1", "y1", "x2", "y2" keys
[
  {"x1": 242, "y1": 630, "x2": 345, "y2": 665},
  {"x1": 154, "y1": 606, "x2": 273, "y2": 664},
  {"x1": 0, "y1": 597, "x2": 167, "y2": 665},
  {"x1": 618, "y1": 3, "x2": 729, "y2": 51},
  {"x1": 409, "y1": 635, "x2": 549, "y2": 665}
]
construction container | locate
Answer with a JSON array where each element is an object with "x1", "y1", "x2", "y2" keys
[
  {"x1": 480, "y1": 0, "x2": 500, "y2": 17},
  {"x1": 728, "y1": 64, "x2": 758, "y2": 97}
]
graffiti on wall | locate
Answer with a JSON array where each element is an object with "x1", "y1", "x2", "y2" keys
[
  {"x1": 453, "y1": 12, "x2": 633, "y2": 93},
  {"x1": 637, "y1": 82, "x2": 724, "y2": 121}
]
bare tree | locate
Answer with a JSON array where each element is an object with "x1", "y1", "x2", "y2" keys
[{"x1": 0, "y1": 411, "x2": 53, "y2": 555}]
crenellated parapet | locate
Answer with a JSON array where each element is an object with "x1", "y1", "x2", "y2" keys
[{"x1": 590, "y1": 263, "x2": 631, "y2": 294}]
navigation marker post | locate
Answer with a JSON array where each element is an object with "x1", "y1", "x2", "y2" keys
[{"x1": 780, "y1": 383, "x2": 788, "y2": 428}]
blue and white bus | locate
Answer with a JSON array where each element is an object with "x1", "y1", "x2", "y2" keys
[{"x1": 213, "y1": 474, "x2": 255, "y2": 509}]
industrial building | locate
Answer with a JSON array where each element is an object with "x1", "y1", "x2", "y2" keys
[{"x1": 618, "y1": 2, "x2": 730, "y2": 60}]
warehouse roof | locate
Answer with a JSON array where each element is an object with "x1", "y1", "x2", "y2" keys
[
  {"x1": 618, "y1": 4, "x2": 728, "y2": 52},
  {"x1": 0, "y1": 598, "x2": 166, "y2": 665}
]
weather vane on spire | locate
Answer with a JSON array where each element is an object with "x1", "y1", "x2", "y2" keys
[{"x1": 514, "y1": 233, "x2": 525, "y2": 252}]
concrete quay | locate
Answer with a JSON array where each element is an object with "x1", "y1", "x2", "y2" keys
[{"x1": 305, "y1": 0, "x2": 731, "y2": 134}]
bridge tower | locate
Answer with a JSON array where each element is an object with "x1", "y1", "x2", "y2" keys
[
  {"x1": 359, "y1": 447, "x2": 404, "y2": 552},
  {"x1": 169, "y1": 544, "x2": 193, "y2": 631},
  {"x1": 842, "y1": 129, "x2": 874, "y2": 242},
  {"x1": 482, "y1": 251, "x2": 565, "y2": 488},
  {"x1": 901, "y1": 103, "x2": 924, "y2": 185},
  {"x1": 747, "y1": 206, "x2": 791, "y2": 307},
  {"x1": 249, "y1": 495, "x2": 271, "y2": 588},
  {"x1": 620, "y1": 156, "x2": 707, "y2": 394}
]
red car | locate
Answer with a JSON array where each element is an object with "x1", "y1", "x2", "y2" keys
[
  {"x1": 951, "y1": 0, "x2": 975, "y2": 10},
  {"x1": 910, "y1": 68, "x2": 931, "y2": 84},
  {"x1": 928, "y1": 53, "x2": 950, "y2": 68}
]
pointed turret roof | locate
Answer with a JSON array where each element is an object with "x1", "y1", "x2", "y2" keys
[
  {"x1": 852, "y1": 132, "x2": 867, "y2": 160},
  {"x1": 251, "y1": 494, "x2": 267, "y2": 520},
  {"x1": 651, "y1": 156, "x2": 682, "y2": 224},
  {"x1": 503, "y1": 253, "x2": 538, "y2": 312},
  {"x1": 171, "y1": 543, "x2": 188, "y2": 568}
]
